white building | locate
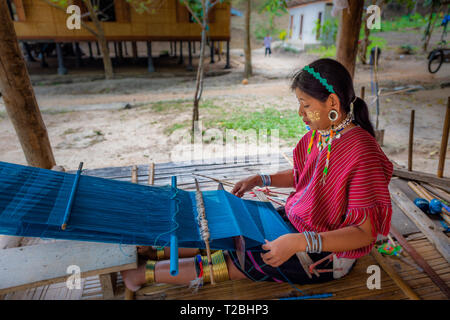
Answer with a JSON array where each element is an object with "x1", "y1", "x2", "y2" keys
[{"x1": 287, "y1": 0, "x2": 333, "y2": 45}]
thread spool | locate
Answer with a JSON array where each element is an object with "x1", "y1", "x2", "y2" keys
[
  {"x1": 169, "y1": 176, "x2": 179, "y2": 276},
  {"x1": 414, "y1": 198, "x2": 429, "y2": 213}
]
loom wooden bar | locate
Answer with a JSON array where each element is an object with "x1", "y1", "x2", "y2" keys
[
  {"x1": 392, "y1": 168, "x2": 450, "y2": 192},
  {"x1": 408, "y1": 110, "x2": 415, "y2": 171},
  {"x1": 390, "y1": 226, "x2": 450, "y2": 299},
  {"x1": 124, "y1": 165, "x2": 140, "y2": 300},
  {"x1": 389, "y1": 184, "x2": 450, "y2": 262},
  {"x1": 0, "y1": 241, "x2": 137, "y2": 294},
  {"x1": 420, "y1": 183, "x2": 450, "y2": 203},
  {"x1": 437, "y1": 98, "x2": 450, "y2": 178}
]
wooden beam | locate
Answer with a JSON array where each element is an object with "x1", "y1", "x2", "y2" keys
[
  {"x1": 335, "y1": 1, "x2": 364, "y2": 78},
  {"x1": 0, "y1": 1, "x2": 55, "y2": 169},
  {"x1": 392, "y1": 168, "x2": 450, "y2": 192},
  {"x1": 389, "y1": 183, "x2": 450, "y2": 263},
  {"x1": 0, "y1": 241, "x2": 137, "y2": 294}
]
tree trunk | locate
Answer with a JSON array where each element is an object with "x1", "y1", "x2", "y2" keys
[
  {"x1": 335, "y1": 1, "x2": 364, "y2": 78},
  {"x1": 84, "y1": 0, "x2": 113, "y2": 79},
  {"x1": 0, "y1": 1, "x2": 55, "y2": 169},
  {"x1": 422, "y1": 5, "x2": 441, "y2": 52},
  {"x1": 358, "y1": 11, "x2": 371, "y2": 65},
  {"x1": 244, "y1": 0, "x2": 252, "y2": 78},
  {"x1": 191, "y1": 1, "x2": 208, "y2": 136}
]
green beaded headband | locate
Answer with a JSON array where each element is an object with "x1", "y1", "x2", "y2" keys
[{"x1": 303, "y1": 65, "x2": 335, "y2": 94}]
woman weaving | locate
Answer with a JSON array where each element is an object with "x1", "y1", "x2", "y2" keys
[{"x1": 121, "y1": 58, "x2": 393, "y2": 291}]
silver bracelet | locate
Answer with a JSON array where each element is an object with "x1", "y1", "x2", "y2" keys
[
  {"x1": 259, "y1": 174, "x2": 271, "y2": 187},
  {"x1": 303, "y1": 231, "x2": 322, "y2": 254}
]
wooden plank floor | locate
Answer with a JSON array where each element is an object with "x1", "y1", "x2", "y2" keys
[
  {"x1": 1, "y1": 154, "x2": 449, "y2": 300},
  {"x1": 126, "y1": 234, "x2": 449, "y2": 300}
]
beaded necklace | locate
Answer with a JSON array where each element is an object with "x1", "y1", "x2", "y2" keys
[{"x1": 306, "y1": 112, "x2": 353, "y2": 183}]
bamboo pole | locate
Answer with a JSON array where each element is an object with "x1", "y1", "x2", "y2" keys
[
  {"x1": 437, "y1": 97, "x2": 450, "y2": 178},
  {"x1": 0, "y1": 1, "x2": 55, "y2": 169},
  {"x1": 390, "y1": 225, "x2": 450, "y2": 299},
  {"x1": 125, "y1": 165, "x2": 139, "y2": 300},
  {"x1": 370, "y1": 248, "x2": 420, "y2": 300},
  {"x1": 148, "y1": 163, "x2": 155, "y2": 185},
  {"x1": 408, "y1": 110, "x2": 415, "y2": 171}
]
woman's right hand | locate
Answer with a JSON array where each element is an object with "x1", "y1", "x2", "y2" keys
[{"x1": 231, "y1": 175, "x2": 262, "y2": 198}]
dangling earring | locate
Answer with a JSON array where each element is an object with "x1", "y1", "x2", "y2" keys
[{"x1": 323, "y1": 110, "x2": 338, "y2": 184}]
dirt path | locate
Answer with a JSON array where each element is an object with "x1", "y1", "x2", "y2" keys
[{"x1": 0, "y1": 37, "x2": 449, "y2": 175}]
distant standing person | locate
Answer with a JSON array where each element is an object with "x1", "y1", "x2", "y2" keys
[{"x1": 264, "y1": 34, "x2": 272, "y2": 57}]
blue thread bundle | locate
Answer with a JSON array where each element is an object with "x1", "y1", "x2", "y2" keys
[
  {"x1": 429, "y1": 199, "x2": 443, "y2": 215},
  {"x1": 414, "y1": 198, "x2": 429, "y2": 213}
]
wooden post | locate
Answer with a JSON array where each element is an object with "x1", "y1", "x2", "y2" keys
[
  {"x1": 210, "y1": 40, "x2": 215, "y2": 64},
  {"x1": 148, "y1": 163, "x2": 155, "y2": 185},
  {"x1": 147, "y1": 41, "x2": 154, "y2": 73},
  {"x1": 244, "y1": 0, "x2": 252, "y2": 78},
  {"x1": 408, "y1": 110, "x2": 415, "y2": 172},
  {"x1": 335, "y1": 1, "x2": 364, "y2": 78},
  {"x1": 132, "y1": 41, "x2": 138, "y2": 62},
  {"x1": 124, "y1": 165, "x2": 141, "y2": 300},
  {"x1": 56, "y1": 43, "x2": 67, "y2": 75},
  {"x1": 225, "y1": 40, "x2": 231, "y2": 69},
  {"x1": 0, "y1": 1, "x2": 55, "y2": 169},
  {"x1": 187, "y1": 41, "x2": 193, "y2": 71},
  {"x1": 75, "y1": 42, "x2": 82, "y2": 67},
  {"x1": 437, "y1": 97, "x2": 450, "y2": 178},
  {"x1": 360, "y1": 86, "x2": 365, "y2": 100},
  {"x1": 178, "y1": 40, "x2": 184, "y2": 64},
  {"x1": 88, "y1": 41, "x2": 93, "y2": 59}
]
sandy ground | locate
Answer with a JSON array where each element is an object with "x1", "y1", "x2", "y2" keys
[{"x1": 0, "y1": 30, "x2": 449, "y2": 176}]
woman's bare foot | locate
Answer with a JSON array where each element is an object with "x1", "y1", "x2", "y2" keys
[
  {"x1": 121, "y1": 263, "x2": 146, "y2": 292},
  {"x1": 136, "y1": 246, "x2": 157, "y2": 259}
]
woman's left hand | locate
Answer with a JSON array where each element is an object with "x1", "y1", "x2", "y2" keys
[{"x1": 260, "y1": 234, "x2": 304, "y2": 267}]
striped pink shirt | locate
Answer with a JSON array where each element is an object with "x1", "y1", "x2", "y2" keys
[{"x1": 285, "y1": 126, "x2": 393, "y2": 259}]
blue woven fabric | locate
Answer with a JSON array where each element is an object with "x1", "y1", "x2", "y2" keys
[{"x1": 0, "y1": 161, "x2": 292, "y2": 251}]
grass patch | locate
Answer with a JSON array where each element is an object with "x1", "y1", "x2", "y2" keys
[
  {"x1": 163, "y1": 122, "x2": 190, "y2": 135},
  {"x1": 372, "y1": 13, "x2": 442, "y2": 33},
  {"x1": 41, "y1": 109, "x2": 71, "y2": 115},
  {"x1": 150, "y1": 99, "x2": 219, "y2": 113},
  {"x1": 205, "y1": 107, "x2": 308, "y2": 143}
]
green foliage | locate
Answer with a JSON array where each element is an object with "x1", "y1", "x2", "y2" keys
[
  {"x1": 371, "y1": 13, "x2": 442, "y2": 33},
  {"x1": 207, "y1": 108, "x2": 308, "y2": 142},
  {"x1": 279, "y1": 30, "x2": 287, "y2": 41},
  {"x1": 366, "y1": 36, "x2": 387, "y2": 53},
  {"x1": 307, "y1": 45, "x2": 336, "y2": 58},
  {"x1": 314, "y1": 17, "x2": 338, "y2": 48}
]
